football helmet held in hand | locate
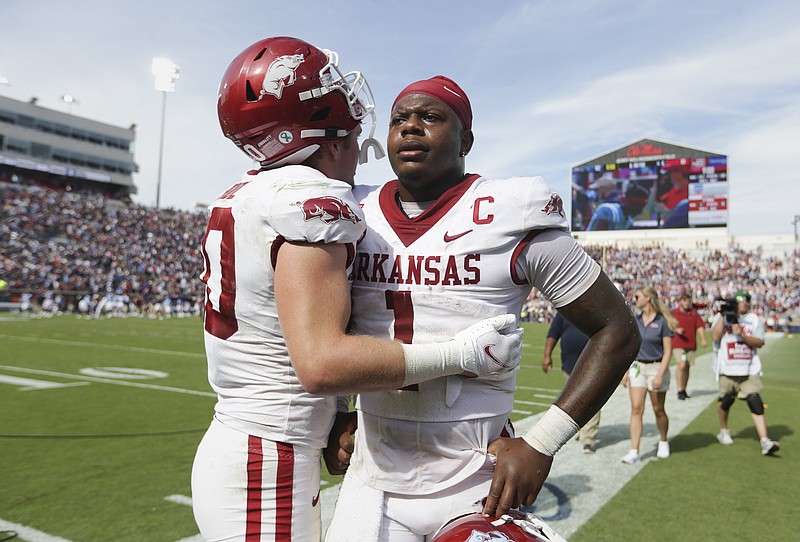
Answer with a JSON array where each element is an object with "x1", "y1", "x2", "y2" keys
[{"x1": 432, "y1": 511, "x2": 567, "y2": 542}]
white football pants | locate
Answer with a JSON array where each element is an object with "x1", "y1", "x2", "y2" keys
[{"x1": 192, "y1": 417, "x2": 322, "y2": 541}]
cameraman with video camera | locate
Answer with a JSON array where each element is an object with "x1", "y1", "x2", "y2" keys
[{"x1": 711, "y1": 290, "x2": 780, "y2": 456}]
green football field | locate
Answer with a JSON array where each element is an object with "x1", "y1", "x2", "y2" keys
[{"x1": 0, "y1": 315, "x2": 796, "y2": 541}]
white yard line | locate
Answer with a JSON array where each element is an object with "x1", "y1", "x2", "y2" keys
[
  {"x1": 0, "y1": 519, "x2": 73, "y2": 542},
  {"x1": 165, "y1": 494, "x2": 194, "y2": 507},
  {"x1": 0, "y1": 365, "x2": 214, "y2": 397},
  {"x1": 0, "y1": 333, "x2": 205, "y2": 359}
]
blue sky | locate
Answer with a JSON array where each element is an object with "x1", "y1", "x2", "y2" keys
[{"x1": 1, "y1": 0, "x2": 798, "y2": 235}]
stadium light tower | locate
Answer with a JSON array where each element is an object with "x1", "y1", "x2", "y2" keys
[
  {"x1": 151, "y1": 57, "x2": 180, "y2": 209},
  {"x1": 61, "y1": 94, "x2": 80, "y2": 114},
  {"x1": 793, "y1": 214, "x2": 800, "y2": 244}
]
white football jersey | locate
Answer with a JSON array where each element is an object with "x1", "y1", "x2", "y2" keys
[
  {"x1": 348, "y1": 174, "x2": 600, "y2": 493},
  {"x1": 200, "y1": 165, "x2": 365, "y2": 449},
  {"x1": 715, "y1": 311, "x2": 764, "y2": 376}
]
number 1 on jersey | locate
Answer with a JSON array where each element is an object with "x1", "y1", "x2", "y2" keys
[{"x1": 385, "y1": 290, "x2": 414, "y2": 343}]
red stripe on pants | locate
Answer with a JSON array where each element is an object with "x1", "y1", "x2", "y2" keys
[
  {"x1": 246, "y1": 435, "x2": 263, "y2": 541},
  {"x1": 245, "y1": 438, "x2": 295, "y2": 541},
  {"x1": 275, "y1": 442, "x2": 295, "y2": 541}
]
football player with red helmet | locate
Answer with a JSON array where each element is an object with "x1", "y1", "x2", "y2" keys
[
  {"x1": 191, "y1": 37, "x2": 525, "y2": 541},
  {"x1": 217, "y1": 35, "x2": 384, "y2": 169}
]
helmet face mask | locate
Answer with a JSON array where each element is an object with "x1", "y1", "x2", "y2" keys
[
  {"x1": 217, "y1": 36, "x2": 379, "y2": 169},
  {"x1": 315, "y1": 48, "x2": 375, "y2": 122}
]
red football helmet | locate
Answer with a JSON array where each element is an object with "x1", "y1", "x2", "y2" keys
[
  {"x1": 431, "y1": 511, "x2": 567, "y2": 542},
  {"x1": 217, "y1": 36, "x2": 380, "y2": 168}
]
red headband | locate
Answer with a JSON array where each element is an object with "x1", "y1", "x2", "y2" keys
[{"x1": 392, "y1": 75, "x2": 473, "y2": 130}]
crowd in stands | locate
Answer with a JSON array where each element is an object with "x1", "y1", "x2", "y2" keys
[
  {"x1": 2, "y1": 181, "x2": 799, "y2": 328},
  {"x1": 589, "y1": 244, "x2": 797, "y2": 327},
  {"x1": 524, "y1": 242, "x2": 798, "y2": 330},
  {"x1": 1, "y1": 181, "x2": 205, "y2": 318}
]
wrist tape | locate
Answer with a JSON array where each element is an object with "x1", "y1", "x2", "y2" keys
[
  {"x1": 522, "y1": 405, "x2": 579, "y2": 456},
  {"x1": 401, "y1": 342, "x2": 461, "y2": 387}
]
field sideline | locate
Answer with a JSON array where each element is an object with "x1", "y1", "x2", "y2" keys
[{"x1": 1, "y1": 315, "x2": 796, "y2": 541}]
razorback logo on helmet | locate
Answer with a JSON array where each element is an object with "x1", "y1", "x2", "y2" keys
[
  {"x1": 432, "y1": 512, "x2": 566, "y2": 542},
  {"x1": 465, "y1": 530, "x2": 512, "y2": 542},
  {"x1": 301, "y1": 196, "x2": 361, "y2": 224},
  {"x1": 261, "y1": 54, "x2": 305, "y2": 99},
  {"x1": 541, "y1": 193, "x2": 565, "y2": 217}
]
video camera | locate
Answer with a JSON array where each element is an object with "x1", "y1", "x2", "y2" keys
[{"x1": 716, "y1": 297, "x2": 739, "y2": 325}]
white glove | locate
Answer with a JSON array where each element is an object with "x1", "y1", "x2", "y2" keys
[
  {"x1": 453, "y1": 314, "x2": 523, "y2": 378},
  {"x1": 401, "y1": 314, "x2": 524, "y2": 387}
]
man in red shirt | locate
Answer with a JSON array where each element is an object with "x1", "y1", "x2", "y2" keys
[
  {"x1": 658, "y1": 169, "x2": 689, "y2": 211},
  {"x1": 672, "y1": 292, "x2": 708, "y2": 399}
]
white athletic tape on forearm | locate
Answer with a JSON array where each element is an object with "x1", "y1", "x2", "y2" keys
[
  {"x1": 401, "y1": 342, "x2": 461, "y2": 387},
  {"x1": 522, "y1": 405, "x2": 579, "y2": 456}
]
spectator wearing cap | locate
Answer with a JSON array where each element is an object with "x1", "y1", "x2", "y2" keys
[
  {"x1": 585, "y1": 183, "x2": 649, "y2": 231},
  {"x1": 671, "y1": 291, "x2": 708, "y2": 400},
  {"x1": 711, "y1": 289, "x2": 780, "y2": 455},
  {"x1": 656, "y1": 168, "x2": 690, "y2": 228},
  {"x1": 586, "y1": 173, "x2": 621, "y2": 206},
  {"x1": 657, "y1": 168, "x2": 690, "y2": 211}
]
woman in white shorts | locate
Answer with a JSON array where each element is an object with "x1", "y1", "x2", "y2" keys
[{"x1": 621, "y1": 285, "x2": 676, "y2": 464}]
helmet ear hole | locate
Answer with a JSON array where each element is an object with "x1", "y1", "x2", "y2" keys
[
  {"x1": 310, "y1": 107, "x2": 331, "y2": 122},
  {"x1": 245, "y1": 81, "x2": 258, "y2": 102}
]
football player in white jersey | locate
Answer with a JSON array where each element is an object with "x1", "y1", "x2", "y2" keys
[
  {"x1": 190, "y1": 39, "x2": 525, "y2": 542},
  {"x1": 325, "y1": 76, "x2": 642, "y2": 541}
]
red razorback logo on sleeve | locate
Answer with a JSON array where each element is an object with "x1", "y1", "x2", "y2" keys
[
  {"x1": 541, "y1": 193, "x2": 565, "y2": 217},
  {"x1": 301, "y1": 196, "x2": 361, "y2": 224}
]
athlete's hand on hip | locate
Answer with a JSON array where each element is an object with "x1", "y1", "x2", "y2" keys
[
  {"x1": 484, "y1": 436, "x2": 553, "y2": 517},
  {"x1": 454, "y1": 314, "x2": 524, "y2": 379}
]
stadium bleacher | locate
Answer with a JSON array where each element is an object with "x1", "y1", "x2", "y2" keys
[{"x1": 1, "y1": 180, "x2": 798, "y2": 330}]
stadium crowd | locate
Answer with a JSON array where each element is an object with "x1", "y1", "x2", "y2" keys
[
  {"x1": 1, "y1": 181, "x2": 205, "y2": 317},
  {"x1": 522, "y1": 244, "x2": 798, "y2": 331},
  {"x1": 2, "y1": 181, "x2": 798, "y2": 327}
]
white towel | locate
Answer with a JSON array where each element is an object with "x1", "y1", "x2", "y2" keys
[{"x1": 325, "y1": 470, "x2": 384, "y2": 542}]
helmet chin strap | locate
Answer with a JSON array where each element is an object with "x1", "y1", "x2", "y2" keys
[
  {"x1": 294, "y1": 109, "x2": 385, "y2": 166},
  {"x1": 358, "y1": 110, "x2": 385, "y2": 165}
]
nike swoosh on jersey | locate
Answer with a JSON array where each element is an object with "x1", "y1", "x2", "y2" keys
[
  {"x1": 484, "y1": 344, "x2": 511, "y2": 369},
  {"x1": 312, "y1": 489, "x2": 321, "y2": 507},
  {"x1": 443, "y1": 229, "x2": 473, "y2": 242}
]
